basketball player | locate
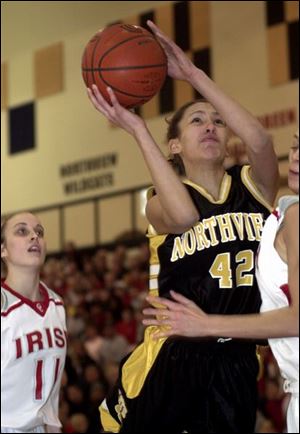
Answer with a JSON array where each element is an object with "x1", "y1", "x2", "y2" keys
[
  {"x1": 1, "y1": 212, "x2": 67, "y2": 433},
  {"x1": 87, "y1": 21, "x2": 279, "y2": 433},
  {"x1": 143, "y1": 131, "x2": 299, "y2": 433}
]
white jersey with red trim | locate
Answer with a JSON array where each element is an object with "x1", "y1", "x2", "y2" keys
[
  {"x1": 1, "y1": 281, "x2": 67, "y2": 431},
  {"x1": 256, "y1": 195, "x2": 299, "y2": 433}
]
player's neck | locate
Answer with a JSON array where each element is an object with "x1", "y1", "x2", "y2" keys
[
  {"x1": 4, "y1": 269, "x2": 42, "y2": 301},
  {"x1": 186, "y1": 165, "x2": 226, "y2": 200}
]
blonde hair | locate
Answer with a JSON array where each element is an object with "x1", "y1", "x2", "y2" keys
[
  {"x1": 1, "y1": 215, "x2": 11, "y2": 277},
  {"x1": 1, "y1": 212, "x2": 34, "y2": 277}
]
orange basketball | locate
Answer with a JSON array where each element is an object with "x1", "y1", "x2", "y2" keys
[{"x1": 82, "y1": 23, "x2": 167, "y2": 109}]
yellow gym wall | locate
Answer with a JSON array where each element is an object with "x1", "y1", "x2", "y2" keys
[{"x1": 1, "y1": 1, "x2": 298, "y2": 251}]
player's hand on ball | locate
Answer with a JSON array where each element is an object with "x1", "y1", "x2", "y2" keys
[
  {"x1": 147, "y1": 20, "x2": 197, "y2": 82},
  {"x1": 87, "y1": 85, "x2": 146, "y2": 136}
]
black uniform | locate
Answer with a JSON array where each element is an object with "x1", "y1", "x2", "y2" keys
[{"x1": 100, "y1": 165, "x2": 272, "y2": 433}]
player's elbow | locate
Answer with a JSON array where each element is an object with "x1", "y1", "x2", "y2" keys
[
  {"x1": 162, "y1": 209, "x2": 199, "y2": 234},
  {"x1": 250, "y1": 131, "x2": 273, "y2": 153},
  {"x1": 171, "y1": 209, "x2": 199, "y2": 230}
]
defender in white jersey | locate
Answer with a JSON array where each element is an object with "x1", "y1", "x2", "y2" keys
[
  {"x1": 256, "y1": 131, "x2": 299, "y2": 433},
  {"x1": 143, "y1": 131, "x2": 299, "y2": 432},
  {"x1": 256, "y1": 194, "x2": 299, "y2": 433},
  {"x1": 1, "y1": 212, "x2": 67, "y2": 433}
]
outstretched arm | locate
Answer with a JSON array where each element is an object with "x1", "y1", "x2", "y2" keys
[
  {"x1": 87, "y1": 86, "x2": 198, "y2": 234},
  {"x1": 147, "y1": 20, "x2": 279, "y2": 205},
  {"x1": 143, "y1": 289, "x2": 298, "y2": 340}
]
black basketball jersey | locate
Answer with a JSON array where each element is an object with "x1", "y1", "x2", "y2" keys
[{"x1": 147, "y1": 165, "x2": 272, "y2": 316}]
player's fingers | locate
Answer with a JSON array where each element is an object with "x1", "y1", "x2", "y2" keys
[
  {"x1": 91, "y1": 84, "x2": 109, "y2": 105},
  {"x1": 90, "y1": 85, "x2": 118, "y2": 117},
  {"x1": 89, "y1": 85, "x2": 111, "y2": 111},
  {"x1": 169, "y1": 291, "x2": 205, "y2": 315},
  {"x1": 147, "y1": 20, "x2": 172, "y2": 44},
  {"x1": 87, "y1": 87, "x2": 101, "y2": 107},
  {"x1": 142, "y1": 316, "x2": 172, "y2": 327},
  {"x1": 146, "y1": 20, "x2": 162, "y2": 36},
  {"x1": 142, "y1": 307, "x2": 169, "y2": 317},
  {"x1": 146, "y1": 20, "x2": 177, "y2": 55},
  {"x1": 151, "y1": 329, "x2": 172, "y2": 340},
  {"x1": 169, "y1": 290, "x2": 196, "y2": 307},
  {"x1": 87, "y1": 88, "x2": 112, "y2": 118},
  {"x1": 146, "y1": 295, "x2": 183, "y2": 312},
  {"x1": 107, "y1": 87, "x2": 122, "y2": 108},
  {"x1": 146, "y1": 295, "x2": 168, "y2": 307},
  {"x1": 91, "y1": 85, "x2": 126, "y2": 125},
  {"x1": 142, "y1": 318, "x2": 160, "y2": 326}
]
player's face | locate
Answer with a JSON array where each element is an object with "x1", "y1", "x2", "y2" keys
[
  {"x1": 1, "y1": 213, "x2": 46, "y2": 270},
  {"x1": 288, "y1": 131, "x2": 299, "y2": 194},
  {"x1": 172, "y1": 102, "x2": 229, "y2": 165}
]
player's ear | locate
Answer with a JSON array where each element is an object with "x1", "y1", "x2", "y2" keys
[
  {"x1": 168, "y1": 138, "x2": 182, "y2": 156},
  {"x1": 224, "y1": 142, "x2": 231, "y2": 158},
  {"x1": 1, "y1": 243, "x2": 7, "y2": 259}
]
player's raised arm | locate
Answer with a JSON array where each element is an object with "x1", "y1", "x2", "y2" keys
[
  {"x1": 87, "y1": 85, "x2": 198, "y2": 234},
  {"x1": 147, "y1": 20, "x2": 279, "y2": 205}
]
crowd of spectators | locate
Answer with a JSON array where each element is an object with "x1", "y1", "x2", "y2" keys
[{"x1": 40, "y1": 239, "x2": 288, "y2": 433}]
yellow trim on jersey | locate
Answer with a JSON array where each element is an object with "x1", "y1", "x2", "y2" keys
[
  {"x1": 241, "y1": 166, "x2": 273, "y2": 212},
  {"x1": 147, "y1": 231, "x2": 168, "y2": 260},
  {"x1": 150, "y1": 264, "x2": 160, "y2": 276},
  {"x1": 147, "y1": 223, "x2": 158, "y2": 237},
  {"x1": 182, "y1": 172, "x2": 232, "y2": 204},
  {"x1": 149, "y1": 288, "x2": 159, "y2": 297},
  {"x1": 149, "y1": 278, "x2": 159, "y2": 290},
  {"x1": 121, "y1": 326, "x2": 167, "y2": 399},
  {"x1": 99, "y1": 401, "x2": 120, "y2": 433},
  {"x1": 147, "y1": 231, "x2": 167, "y2": 294}
]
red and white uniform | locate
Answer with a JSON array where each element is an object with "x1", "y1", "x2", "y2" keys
[
  {"x1": 256, "y1": 195, "x2": 299, "y2": 433},
  {"x1": 1, "y1": 281, "x2": 67, "y2": 433}
]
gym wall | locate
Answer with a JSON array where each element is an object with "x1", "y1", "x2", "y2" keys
[{"x1": 1, "y1": 1, "x2": 298, "y2": 252}]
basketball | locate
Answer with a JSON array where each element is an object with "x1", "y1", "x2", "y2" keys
[{"x1": 81, "y1": 23, "x2": 167, "y2": 109}]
